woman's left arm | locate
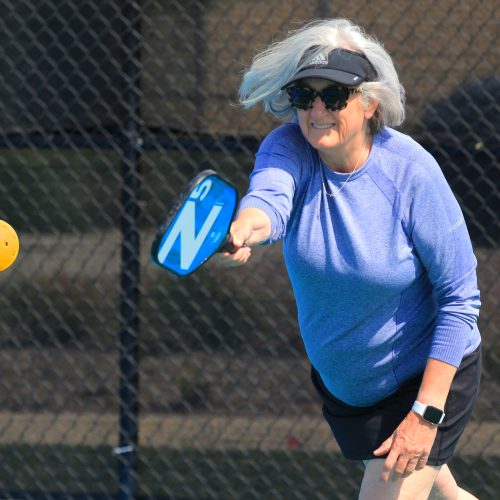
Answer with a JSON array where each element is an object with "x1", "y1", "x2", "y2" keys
[
  {"x1": 373, "y1": 358, "x2": 457, "y2": 480},
  {"x1": 374, "y1": 153, "x2": 481, "y2": 480}
]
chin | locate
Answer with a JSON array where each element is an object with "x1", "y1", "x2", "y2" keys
[{"x1": 313, "y1": 139, "x2": 338, "y2": 152}]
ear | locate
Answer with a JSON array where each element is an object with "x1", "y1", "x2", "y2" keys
[{"x1": 364, "y1": 99, "x2": 379, "y2": 120}]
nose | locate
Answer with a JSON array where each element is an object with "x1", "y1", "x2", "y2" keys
[{"x1": 310, "y1": 95, "x2": 327, "y2": 113}]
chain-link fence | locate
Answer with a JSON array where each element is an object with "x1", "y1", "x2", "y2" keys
[{"x1": 0, "y1": 1, "x2": 498, "y2": 498}]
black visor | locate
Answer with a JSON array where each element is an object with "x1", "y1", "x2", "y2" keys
[{"x1": 282, "y1": 47, "x2": 377, "y2": 89}]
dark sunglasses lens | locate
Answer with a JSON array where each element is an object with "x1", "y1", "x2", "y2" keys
[
  {"x1": 287, "y1": 87, "x2": 315, "y2": 110},
  {"x1": 321, "y1": 87, "x2": 351, "y2": 111},
  {"x1": 287, "y1": 86, "x2": 353, "y2": 111}
]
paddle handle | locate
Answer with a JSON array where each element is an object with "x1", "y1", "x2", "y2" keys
[{"x1": 218, "y1": 236, "x2": 237, "y2": 254}]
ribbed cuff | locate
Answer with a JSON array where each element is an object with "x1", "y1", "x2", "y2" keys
[
  {"x1": 237, "y1": 196, "x2": 283, "y2": 243},
  {"x1": 429, "y1": 316, "x2": 471, "y2": 367}
]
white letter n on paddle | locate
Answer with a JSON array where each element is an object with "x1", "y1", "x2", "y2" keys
[{"x1": 158, "y1": 201, "x2": 222, "y2": 270}]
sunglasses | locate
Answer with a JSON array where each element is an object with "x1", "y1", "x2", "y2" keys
[{"x1": 285, "y1": 85, "x2": 360, "y2": 111}]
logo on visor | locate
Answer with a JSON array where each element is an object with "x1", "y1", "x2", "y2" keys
[{"x1": 308, "y1": 53, "x2": 328, "y2": 65}]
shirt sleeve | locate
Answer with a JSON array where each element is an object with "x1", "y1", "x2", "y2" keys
[
  {"x1": 237, "y1": 125, "x2": 305, "y2": 243},
  {"x1": 406, "y1": 156, "x2": 481, "y2": 367}
]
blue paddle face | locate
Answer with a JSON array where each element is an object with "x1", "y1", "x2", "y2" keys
[{"x1": 151, "y1": 171, "x2": 238, "y2": 276}]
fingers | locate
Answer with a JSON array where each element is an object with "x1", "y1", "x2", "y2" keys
[
  {"x1": 374, "y1": 433, "x2": 396, "y2": 482},
  {"x1": 228, "y1": 220, "x2": 252, "y2": 250},
  {"x1": 230, "y1": 231, "x2": 247, "y2": 249},
  {"x1": 376, "y1": 433, "x2": 429, "y2": 481},
  {"x1": 215, "y1": 246, "x2": 252, "y2": 267},
  {"x1": 416, "y1": 456, "x2": 429, "y2": 471},
  {"x1": 375, "y1": 410, "x2": 437, "y2": 482},
  {"x1": 392, "y1": 450, "x2": 415, "y2": 477},
  {"x1": 214, "y1": 219, "x2": 253, "y2": 267},
  {"x1": 381, "y1": 453, "x2": 429, "y2": 482},
  {"x1": 400, "y1": 457, "x2": 418, "y2": 478},
  {"x1": 373, "y1": 435, "x2": 393, "y2": 456},
  {"x1": 398, "y1": 454, "x2": 429, "y2": 478},
  {"x1": 380, "y1": 449, "x2": 398, "y2": 482}
]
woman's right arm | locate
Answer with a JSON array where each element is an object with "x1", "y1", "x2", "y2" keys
[
  {"x1": 218, "y1": 207, "x2": 271, "y2": 266},
  {"x1": 218, "y1": 125, "x2": 305, "y2": 266}
]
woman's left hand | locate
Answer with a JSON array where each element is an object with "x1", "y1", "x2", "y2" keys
[{"x1": 372, "y1": 410, "x2": 438, "y2": 481}]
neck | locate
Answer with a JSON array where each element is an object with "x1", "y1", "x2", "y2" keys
[{"x1": 321, "y1": 136, "x2": 372, "y2": 173}]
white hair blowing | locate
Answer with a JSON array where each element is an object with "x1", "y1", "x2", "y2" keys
[{"x1": 239, "y1": 18, "x2": 405, "y2": 132}]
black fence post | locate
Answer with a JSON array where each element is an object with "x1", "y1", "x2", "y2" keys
[{"x1": 116, "y1": 1, "x2": 142, "y2": 499}]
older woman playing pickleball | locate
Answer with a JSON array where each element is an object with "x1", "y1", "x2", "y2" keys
[{"x1": 220, "y1": 18, "x2": 481, "y2": 499}]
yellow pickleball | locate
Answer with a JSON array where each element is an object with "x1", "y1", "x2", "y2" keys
[{"x1": 0, "y1": 220, "x2": 20, "y2": 271}]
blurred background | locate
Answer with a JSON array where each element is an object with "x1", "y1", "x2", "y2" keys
[{"x1": 0, "y1": 1, "x2": 498, "y2": 498}]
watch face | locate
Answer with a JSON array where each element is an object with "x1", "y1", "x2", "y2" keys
[{"x1": 423, "y1": 406, "x2": 444, "y2": 424}]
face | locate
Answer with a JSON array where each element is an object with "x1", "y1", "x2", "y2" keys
[{"x1": 294, "y1": 78, "x2": 378, "y2": 167}]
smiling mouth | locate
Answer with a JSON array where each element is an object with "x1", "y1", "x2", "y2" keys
[{"x1": 311, "y1": 123, "x2": 335, "y2": 129}]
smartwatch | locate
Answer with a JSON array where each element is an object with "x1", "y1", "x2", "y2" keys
[{"x1": 411, "y1": 401, "x2": 445, "y2": 425}]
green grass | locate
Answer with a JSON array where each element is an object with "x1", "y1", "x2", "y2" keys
[{"x1": 0, "y1": 445, "x2": 497, "y2": 499}]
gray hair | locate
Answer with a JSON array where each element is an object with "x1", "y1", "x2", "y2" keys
[{"x1": 239, "y1": 18, "x2": 405, "y2": 133}]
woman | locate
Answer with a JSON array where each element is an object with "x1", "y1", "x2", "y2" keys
[{"x1": 220, "y1": 18, "x2": 481, "y2": 499}]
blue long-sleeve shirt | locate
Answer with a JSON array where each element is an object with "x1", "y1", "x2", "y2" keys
[{"x1": 238, "y1": 123, "x2": 481, "y2": 406}]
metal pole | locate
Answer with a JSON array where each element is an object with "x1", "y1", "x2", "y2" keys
[
  {"x1": 116, "y1": 1, "x2": 142, "y2": 499},
  {"x1": 317, "y1": 0, "x2": 330, "y2": 18}
]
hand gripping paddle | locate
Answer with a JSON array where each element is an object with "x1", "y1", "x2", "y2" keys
[{"x1": 151, "y1": 170, "x2": 238, "y2": 277}]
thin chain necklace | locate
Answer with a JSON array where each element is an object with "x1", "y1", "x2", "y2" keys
[{"x1": 322, "y1": 142, "x2": 368, "y2": 199}]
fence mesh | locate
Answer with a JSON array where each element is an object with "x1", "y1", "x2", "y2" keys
[{"x1": 0, "y1": 0, "x2": 499, "y2": 498}]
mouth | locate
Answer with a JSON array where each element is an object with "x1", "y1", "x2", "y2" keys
[{"x1": 311, "y1": 123, "x2": 335, "y2": 129}]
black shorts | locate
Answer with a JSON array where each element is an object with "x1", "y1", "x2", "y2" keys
[{"x1": 311, "y1": 345, "x2": 481, "y2": 466}]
